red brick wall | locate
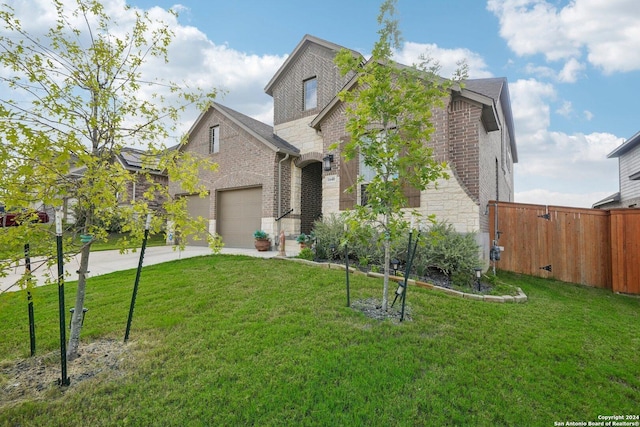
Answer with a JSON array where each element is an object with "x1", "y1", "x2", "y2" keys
[
  {"x1": 448, "y1": 98, "x2": 483, "y2": 202},
  {"x1": 271, "y1": 43, "x2": 354, "y2": 126},
  {"x1": 169, "y1": 107, "x2": 291, "y2": 220}
]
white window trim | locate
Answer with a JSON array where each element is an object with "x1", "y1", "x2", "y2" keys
[
  {"x1": 209, "y1": 125, "x2": 219, "y2": 154},
  {"x1": 303, "y1": 77, "x2": 317, "y2": 111}
]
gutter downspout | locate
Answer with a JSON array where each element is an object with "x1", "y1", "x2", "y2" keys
[{"x1": 277, "y1": 153, "x2": 290, "y2": 247}]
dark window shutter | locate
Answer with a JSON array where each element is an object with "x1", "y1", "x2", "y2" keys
[
  {"x1": 399, "y1": 146, "x2": 420, "y2": 208},
  {"x1": 402, "y1": 179, "x2": 421, "y2": 208},
  {"x1": 339, "y1": 137, "x2": 357, "y2": 210}
]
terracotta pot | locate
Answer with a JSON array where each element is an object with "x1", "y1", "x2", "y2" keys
[{"x1": 254, "y1": 238, "x2": 270, "y2": 251}]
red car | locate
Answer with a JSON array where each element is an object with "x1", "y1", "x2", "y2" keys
[{"x1": 0, "y1": 210, "x2": 50, "y2": 227}]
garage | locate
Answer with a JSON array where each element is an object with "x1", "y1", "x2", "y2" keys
[
  {"x1": 217, "y1": 186, "x2": 262, "y2": 249},
  {"x1": 185, "y1": 194, "x2": 211, "y2": 246}
]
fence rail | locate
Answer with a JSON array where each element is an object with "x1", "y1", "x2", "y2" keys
[{"x1": 489, "y1": 201, "x2": 639, "y2": 295}]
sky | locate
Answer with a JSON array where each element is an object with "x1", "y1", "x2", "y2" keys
[{"x1": 5, "y1": 0, "x2": 640, "y2": 208}]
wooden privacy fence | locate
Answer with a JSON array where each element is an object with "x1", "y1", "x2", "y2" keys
[{"x1": 489, "y1": 201, "x2": 640, "y2": 295}]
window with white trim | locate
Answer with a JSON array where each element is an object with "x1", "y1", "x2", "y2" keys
[
  {"x1": 303, "y1": 77, "x2": 317, "y2": 110},
  {"x1": 209, "y1": 125, "x2": 219, "y2": 154}
]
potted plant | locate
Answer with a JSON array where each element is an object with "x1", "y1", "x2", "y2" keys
[
  {"x1": 253, "y1": 230, "x2": 270, "y2": 251},
  {"x1": 296, "y1": 233, "x2": 309, "y2": 248}
]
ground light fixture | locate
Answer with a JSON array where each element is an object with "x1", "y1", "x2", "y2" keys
[
  {"x1": 475, "y1": 267, "x2": 483, "y2": 291},
  {"x1": 391, "y1": 258, "x2": 400, "y2": 276}
]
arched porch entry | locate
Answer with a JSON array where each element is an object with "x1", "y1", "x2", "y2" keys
[{"x1": 296, "y1": 154, "x2": 324, "y2": 235}]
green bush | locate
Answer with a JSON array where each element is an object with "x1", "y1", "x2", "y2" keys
[
  {"x1": 413, "y1": 222, "x2": 480, "y2": 279},
  {"x1": 310, "y1": 217, "x2": 480, "y2": 283},
  {"x1": 311, "y1": 214, "x2": 346, "y2": 260},
  {"x1": 297, "y1": 247, "x2": 314, "y2": 261},
  {"x1": 347, "y1": 221, "x2": 383, "y2": 266}
]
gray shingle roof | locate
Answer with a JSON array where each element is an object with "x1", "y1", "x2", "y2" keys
[
  {"x1": 464, "y1": 78, "x2": 505, "y2": 100},
  {"x1": 214, "y1": 103, "x2": 299, "y2": 155}
]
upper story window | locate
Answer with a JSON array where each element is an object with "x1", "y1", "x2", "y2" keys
[
  {"x1": 303, "y1": 77, "x2": 317, "y2": 110},
  {"x1": 209, "y1": 125, "x2": 219, "y2": 154}
]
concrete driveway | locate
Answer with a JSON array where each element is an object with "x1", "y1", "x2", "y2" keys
[{"x1": 0, "y1": 245, "x2": 298, "y2": 293}]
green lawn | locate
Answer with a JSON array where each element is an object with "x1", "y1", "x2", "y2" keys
[
  {"x1": 0, "y1": 256, "x2": 638, "y2": 426},
  {"x1": 88, "y1": 232, "x2": 166, "y2": 251}
]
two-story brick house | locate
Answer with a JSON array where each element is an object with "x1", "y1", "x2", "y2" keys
[
  {"x1": 593, "y1": 130, "x2": 640, "y2": 209},
  {"x1": 171, "y1": 34, "x2": 517, "y2": 257}
]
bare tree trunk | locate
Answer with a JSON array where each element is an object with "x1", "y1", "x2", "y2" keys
[
  {"x1": 382, "y1": 211, "x2": 391, "y2": 311},
  {"x1": 382, "y1": 238, "x2": 390, "y2": 311},
  {"x1": 67, "y1": 242, "x2": 91, "y2": 361}
]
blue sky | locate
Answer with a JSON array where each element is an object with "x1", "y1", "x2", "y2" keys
[{"x1": 9, "y1": 0, "x2": 640, "y2": 207}]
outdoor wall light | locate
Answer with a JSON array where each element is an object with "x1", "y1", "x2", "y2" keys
[
  {"x1": 391, "y1": 258, "x2": 400, "y2": 276},
  {"x1": 323, "y1": 154, "x2": 334, "y2": 171},
  {"x1": 475, "y1": 267, "x2": 483, "y2": 291}
]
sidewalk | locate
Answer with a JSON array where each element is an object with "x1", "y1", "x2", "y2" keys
[{"x1": 0, "y1": 244, "x2": 300, "y2": 293}]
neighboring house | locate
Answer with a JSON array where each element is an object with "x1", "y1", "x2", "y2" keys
[
  {"x1": 114, "y1": 147, "x2": 168, "y2": 211},
  {"x1": 171, "y1": 34, "x2": 518, "y2": 259},
  {"x1": 593, "y1": 131, "x2": 640, "y2": 209},
  {"x1": 63, "y1": 147, "x2": 168, "y2": 223}
]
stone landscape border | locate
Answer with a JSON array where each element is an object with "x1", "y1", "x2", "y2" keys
[{"x1": 281, "y1": 257, "x2": 528, "y2": 303}]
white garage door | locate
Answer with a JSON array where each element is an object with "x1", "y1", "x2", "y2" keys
[
  {"x1": 185, "y1": 194, "x2": 211, "y2": 246},
  {"x1": 217, "y1": 187, "x2": 262, "y2": 249}
]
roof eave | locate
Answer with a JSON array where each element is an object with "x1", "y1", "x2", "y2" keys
[
  {"x1": 458, "y1": 89, "x2": 500, "y2": 132},
  {"x1": 607, "y1": 130, "x2": 640, "y2": 158}
]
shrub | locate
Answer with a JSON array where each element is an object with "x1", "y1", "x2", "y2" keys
[
  {"x1": 297, "y1": 247, "x2": 314, "y2": 261},
  {"x1": 311, "y1": 217, "x2": 481, "y2": 285},
  {"x1": 311, "y1": 214, "x2": 346, "y2": 260},
  {"x1": 347, "y1": 221, "x2": 383, "y2": 266},
  {"x1": 413, "y1": 222, "x2": 480, "y2": 279}
]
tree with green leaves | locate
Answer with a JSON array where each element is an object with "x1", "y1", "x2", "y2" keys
[
  {"x1": 333, "y1": 0, "x2": 467, "y2": 311},
  {"x1": 0, "y1": 0, "x2": 219, "y2": 359}
]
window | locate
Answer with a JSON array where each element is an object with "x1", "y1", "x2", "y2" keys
[
  {"x1": 358, "y1": 133, "x2": 398, "y2": 206},
  {"x1": 209, "y1": 125, "x2": 219, "y2": 154},
  {"x1": 359, "y1": 153, "x2": 376, "y2": 206},
  {"x1": 303, "y1": 77, "x2": 317, "y2": 110}
]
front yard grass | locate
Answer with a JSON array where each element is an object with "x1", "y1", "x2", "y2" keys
[{"x1": 0, "y1": 256, "x2": 638, "y2": 426}]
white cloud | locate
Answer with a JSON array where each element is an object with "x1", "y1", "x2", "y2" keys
[
  {"x1": 510, "y1": 78, "x2": 556, "y2": 135},
  {"x1": 1, "y1": 0, "x2": 285, "y2": 134},
  {"x1": 509, "y1": 78, "x2": 622, "y2": 205},
  {"x1": 393, "y1": 42, "x2": 493, "y2": 79},
  {"x1": 524, "y1": 63, "x2": 556, "y2": 80},
  {"x1": 523, "y1": 58, "x2": 584, "y2": 82},
  {"x1": 515, "y1": 189, "x2": 614, "y2": 208},
  {"x1": 556, "y1": 101, "x2": 573, "y2": 118},
  {"x1": 488, "y1": 0, "x2": 640, "y2": 74},
  {"x1": 487, "y1": 0, "x2": 580, "y2": 61},
  {"x1": 583, "y1": 110, "x2": 594, "y2": 121},
  {"x1": 558, "y1": 58, "x2": 585, "y2": 83}
]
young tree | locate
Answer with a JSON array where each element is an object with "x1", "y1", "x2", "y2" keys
[
  {"x1": 0, "y1": 0, "x2": 219, "y2": 359},
  {"x1": 334, "y1": 0, "x2": 467, "y2": 311}
]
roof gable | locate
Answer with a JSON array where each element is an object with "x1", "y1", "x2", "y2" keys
[
  {"x1": 264, "y1": 34, "x2": 361, "y2": 96},
  {"x1": 186, "y1": 103, "x2": 299, "y2": 156},
  {"x1": 465, "y1": 77, "x2": 518, "y2": 163}
]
